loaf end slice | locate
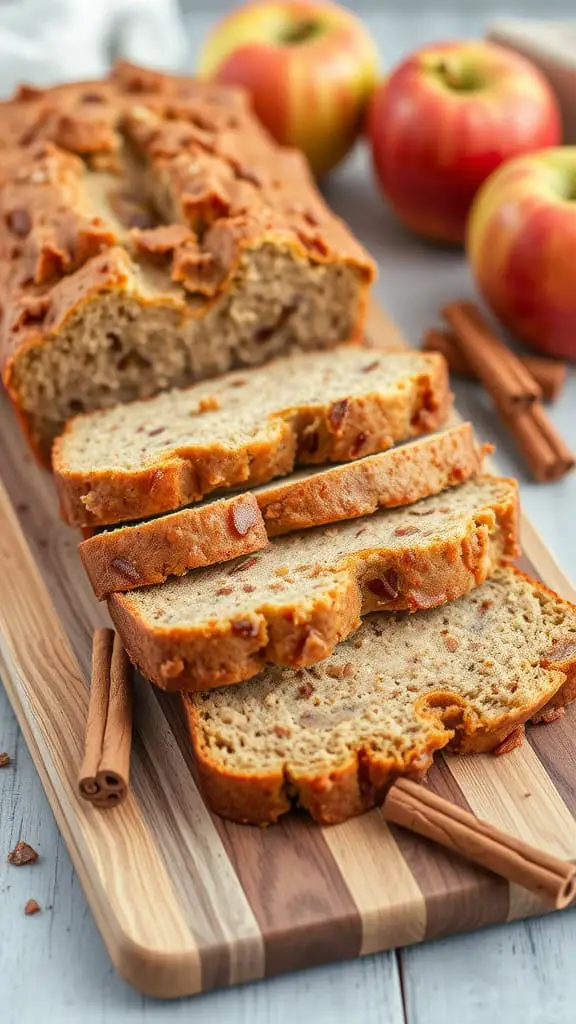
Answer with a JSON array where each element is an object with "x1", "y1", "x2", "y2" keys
[
  {"x1": 184, "y1": 566, "x2": 576, "y2": 826},
  {"x1": 109, "y1": 475, "x2": 519, "y2": 691},
  {"x1": 78, "y1": 493, "x2": 269, "y2": 600},
  {"x1": 0, "y1": 64, "x2": 375, "y2": 461},
  {"x1": 53, "y1": 346, "x2": 451, "y2": 527}
]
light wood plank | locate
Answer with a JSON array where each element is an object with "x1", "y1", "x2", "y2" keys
[
  {"x1": 0, "y1": 674, "x2": 405, "y2": 1024},
  {"x1": 520, "y1": 515, "x2": 576, "y2": 600},
  {"x1": 133, "y1": 680, "x2": 265, "y2": 986},
  {"x1": 400, "y1": 911, "x2": 576, "y2": 1024},
  {"x1": 184, "y1": 953, "x2": 406, "y2": 1024},
  {"x1": 446, "y1": 743, "x2": 576, "y2": 920},
  {"x1": 322, "y1": 813, "x2": 426, "y2": 954}
]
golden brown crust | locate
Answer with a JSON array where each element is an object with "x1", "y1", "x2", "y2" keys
[
  {"x1": 259, "y1": 423, "x2": 487, "y2": 536},
  {"x1": 108, "y1": 476, "x2": 519, "y2": 692},
  {"x1": 183, "y1": 567, "x2": 576, "y2": 826},
  {"x1": 53, "y1": 351, "x2": 451, "y2": 528},
  {"x1": 187, "y1": 729, "x2": 436, "y2": 827},
  {"x1": 78, "y1": 493, "x2": 269, "y2": 600},
  {"x1": 0, "y1": 62, "x2": 375, "y2": 459},
  {"x1": 110, "y1": 570, "x2": 363, "y2": 692}
]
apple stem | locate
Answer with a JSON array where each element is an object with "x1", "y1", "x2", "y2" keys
[
  {"x1": 435, "y1": 57, "x2": 482, "y2": 92},
  {"x1": 280, "y1": 20, "x2": 322, "y2": 45}
]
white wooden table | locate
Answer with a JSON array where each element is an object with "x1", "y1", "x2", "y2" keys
[{"x1": 2, "y1": 8, "x2": 576, "y2": 1022}]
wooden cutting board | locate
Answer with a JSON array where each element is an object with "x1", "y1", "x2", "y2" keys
[{"x1": 1, "y1": 300, "x2": 575, "y2": 1000}]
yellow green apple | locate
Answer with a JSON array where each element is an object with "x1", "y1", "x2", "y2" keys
[{"x1": 198, "y1": 1, "x2": 379, "y2": 177}]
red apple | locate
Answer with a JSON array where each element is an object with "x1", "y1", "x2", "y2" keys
[
  {"x1": 468, "y1": 147, "x2": 576, "y2": 360},
  {"x1": 197, "y1": 1, "x2": 379, "y2": 177},
  {"x1": 367, "y1": 40, "x2": 561, "y2": 244}
]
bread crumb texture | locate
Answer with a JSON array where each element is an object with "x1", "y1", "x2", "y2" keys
[
  {"x1": 185, "y1": 566, "x2": 576, "y2": 825},
  {"x1": 0, "y1": 61, "x2": 375, "y2": 458},
  {"x1": 55, "y1": 345, "x2": 450, "y2": 527},
  {"x1": 109, "y1": 476, "x2": 519, "y2": 690}
]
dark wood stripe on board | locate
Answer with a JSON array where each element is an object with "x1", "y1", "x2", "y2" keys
[
  {"x1": 387, "y1": 758, "x2": 510, "y2": 941},
  {"x1": 155, "y1": 689, "x2": 363, "y2": 977},
  {"x1": 225, "y1": 812, "x2": 363, "y2": 977},
  {"x1": 128, "y1": 732, "x2": 232, "y2": 991},
  {"x1": 527, "y1": 704, "x2": 576, "y2": 819}
]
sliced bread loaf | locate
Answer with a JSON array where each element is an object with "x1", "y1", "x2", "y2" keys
[
  {"x1": 184, "y1": 566, "x2": 576, "y2": 825},
  {"x1": 80, "y1": 424, "x2": 485, "y2": 599},
  {"x1": 78, "y1": 493, "x2": 269, "y2": 600},
  {"x1": 109, "y1": 476, "x2": 519, "y2": 691},
  {"x1": 53, "y1": 346, "x2": 450, "y2": 527}
]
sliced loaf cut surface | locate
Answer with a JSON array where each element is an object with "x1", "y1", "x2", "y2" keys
[
  {"x1": 53, "y1": 346, "x2": 450, "y2": 527},
  {"x1": 109, "y1": 475, "x2": 519, "y2": 691},
  {"x1": 79, "y1": 493, "x2": 269, "y2": 600},
  {"x1": 184, "y1": 566, "x2": 576, "y2": 826},
  {"x1": 80, "y1": 423, "x2": 485, "y2": 599}
]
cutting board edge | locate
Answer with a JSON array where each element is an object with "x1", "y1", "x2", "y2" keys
[{"x1": 0, "y1": 502, "x2": 204, "y2": 1000}]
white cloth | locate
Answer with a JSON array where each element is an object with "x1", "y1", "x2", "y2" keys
[{"x1": 0, "y1": 0, "x2": 186, "y2": 93}]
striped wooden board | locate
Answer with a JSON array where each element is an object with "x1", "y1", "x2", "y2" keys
[{"x1": 0, "y1": 300, "x2": 575, "y2": 999}]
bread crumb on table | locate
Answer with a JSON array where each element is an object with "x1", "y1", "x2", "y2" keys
[
  {"x1": 7, "y1": 841, "x2": 39, "y2": 866},
  {"x1": 0, "y1": 752, "x2": 11, "y2": 768},
  {"x1": 24, "y1": 899, "x2": 40, "y2": 915}
]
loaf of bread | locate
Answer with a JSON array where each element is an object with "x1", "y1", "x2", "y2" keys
[
  {"x1": 54, "y1": 346, "x2": 451, "y2": 528},
  {"x1": 184, "y1": 566, "x2": 576, "y2": 825},
  {"x1": 109, "y1": 476, "x2": 519, "y2": 691},
  {"x1": 0, "y1": 61, "x2": 375, "y2": 460},
  {"x1": 79, "y1": 424, "x2": 485, "y2": 599}
]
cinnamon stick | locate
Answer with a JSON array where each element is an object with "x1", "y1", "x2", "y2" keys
[
  {"x1": 79, "y1": 628, "x2": 133, "y2": 808},
  {"x1": 423, "y1": 327, "x2": 567, "y2": 403},
  {"x1": 498, "y1": 402, "x2": 575, "y2": 483},
  {"x1": 442, "y1": 301, "x2": 542, "y2": 412},
  {"x1": 383, "y1": 778, "x2": 576, "y2": 909}
]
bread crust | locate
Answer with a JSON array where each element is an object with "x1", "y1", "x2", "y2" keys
[
  {"x1": 78, "y1": 423, "x2": 484, "y2": 599},
  {"x1": 259, "y1": 423, "x2": 487, "y2": 536},
  {"x1": 79, "y1": 493, "x2": 269, "y2": 600},
  {"x1": 54, "y1": 351, "x2": 451, "y2": 528},
  {"x1": 108, "y1": 476, "x2": 519, "y2": 691},
  {"x1": 183, "y1": 567, "x2": 576, "y2": 826},
  {"x1": 0, "y1": 62, "x2": 375, "y2": 461}
]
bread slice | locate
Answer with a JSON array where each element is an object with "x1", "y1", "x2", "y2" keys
[
  {"x1": 80, "y1": 424, "x2": 485, "y2": 599},
  {"x1": 53, "y1": 346, "x2": 450, "y2": 528},
  {"x1": 183, "y1": 566, "x2": 576, "y2": 825},
  {"x1": 256, "y1": 422, "x2": 486, "y2": 536},
  {"x1": 78, "y1": 493, "x2": 269, "y2": 600},
  {"x1": 109, "y1": 476, "x2": 519, "y2": 691}
]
